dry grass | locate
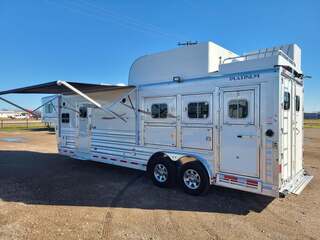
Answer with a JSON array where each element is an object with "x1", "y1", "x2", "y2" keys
[{"x1": 304, "y1": 119, "x2": 320, "y2": 128}]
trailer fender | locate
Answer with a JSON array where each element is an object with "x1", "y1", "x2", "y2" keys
[{"x1": 148, "y1": 152, "x2": 213, "y2": 184}]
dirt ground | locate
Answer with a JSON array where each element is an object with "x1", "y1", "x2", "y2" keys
[{"x1": 0, "y1": 129, "x2": 319, "y2": 240}]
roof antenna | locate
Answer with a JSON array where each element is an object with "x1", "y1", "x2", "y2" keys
[{"x1": 177, "y1": 41, "x2": 198, "y2": 46}]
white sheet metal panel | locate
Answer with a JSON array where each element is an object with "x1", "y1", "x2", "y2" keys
[
  {"x1": 144, "y1": 126, "x2": 176, "y2": 147},
  {"x1": 129, "y1": 42, "x2": 237, "y2": 86},
  {"x1": 181, "y1": 127, "x2": 213, "y2": 150}
]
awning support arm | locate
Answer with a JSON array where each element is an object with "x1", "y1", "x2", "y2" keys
[
  {"x1": 57, "y1": 80, "x2": 127, "y2": 122},
  {"x1": 0, "y1": 96, "x2": 38, "y2": 117},
  {"x1": 127, "y1": 95, "x2": 137, "y2": 116}
]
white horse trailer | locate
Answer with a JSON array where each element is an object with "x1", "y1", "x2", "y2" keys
[{"x1": 0, "y1": 41, "x2": 312, "y2": 197}]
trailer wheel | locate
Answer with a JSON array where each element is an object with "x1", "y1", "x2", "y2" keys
[
  {"x1": 148, "y1": 158, "x2": 176, "y2": 188},
  {"x1": 179, "y1": 161, "x2": 210, "y2": 196}
]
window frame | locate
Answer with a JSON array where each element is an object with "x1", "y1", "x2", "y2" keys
[
  {"x1": 187, "y1": 101, "x2": 209, "y2": 119},
  {"x1": 151, "y1": 103, "x2": 168, "y2": 119},
  {"x1": 79, "y1": 106, "x2": 88, "y2": 118},
  {"x1": 228, "y1": 99, "x2": 249, "y2": 119},
  {"x1": 284, "y1": 91, "x2": 290, "y2": 110},
  {"x1": 295, "y1": 95, "x2": 300, "y2": 112},
  {"x1": 61, "y1": 113, "x2": 70, "y2": 124},
  {"x1": 45, "y1": 103, "x2": 53, "y2": 114}
]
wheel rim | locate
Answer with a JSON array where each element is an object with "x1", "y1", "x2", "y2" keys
[
  {"x1": 183, "y1": 169, "x2": 201, "y2": 190},
  {"x1": 154, "y1": 163, "x2": 168, "y2": 183}
]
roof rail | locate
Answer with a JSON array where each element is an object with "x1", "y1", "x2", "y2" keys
[{"x1": 223, "y1": 49, "x2": 296, "y2": 67}]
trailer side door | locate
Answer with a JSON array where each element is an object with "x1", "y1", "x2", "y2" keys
[{"x1": 219, "y1": 86, "x2": 260, "y2": 178}]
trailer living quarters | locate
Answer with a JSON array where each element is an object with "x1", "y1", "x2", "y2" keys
[{"x1": 0, "y1": 41, "x2": 312, "y2": 197}]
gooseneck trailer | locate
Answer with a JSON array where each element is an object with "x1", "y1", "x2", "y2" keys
[{"x1": 0, "y1": 41, "x2": 312, "y2": 197}]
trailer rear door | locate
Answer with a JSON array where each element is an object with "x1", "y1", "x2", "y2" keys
[
  {"x1": 219, "y1": 87, "x2": 260, "y2": 178},
  {"x1": 293, "y1": 83, "x2": 303, "y2": 174}
]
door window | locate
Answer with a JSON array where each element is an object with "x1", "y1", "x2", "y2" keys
[
  {"x1": 61, "y1": 113, "x2": 70, "y2": 123},
  {"x1": 295, "y1": 96, "x2": 300, "y2": 112},
  {"x1": 144, "y1": 96, "x2": 176, "y2": 123},
  {"x1": 79, "y1": 106, "x2": 88, "y2": 118},
  {"x1": 223, "y1": 90, "x2": 255, "y2": 125},
  {"x1": 284, "y1": 92, "x2": 290, "y2": 110},
  {"x1": 228, "y1": 99, "x2": 248, "y2": 119},
  {"x1": 45, "y1": 103, "x2": 54, "y2": 114},
  {"x1": 188, "y1": 102, "x2": 209, "y2": 119},
  {"x1": 151, "y1": 103, "x2": 168, "y2": 118},
  {"x1": 181, "y1": 94, "x2": 212, "y2": 124}
]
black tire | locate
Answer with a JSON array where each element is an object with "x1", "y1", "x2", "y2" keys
[
  {"x1": 179, "y1": 161, "x2": 210, "y2": 196},
  {"x1": 148, "y1": 157, "x2": 176, "y2": 188}
]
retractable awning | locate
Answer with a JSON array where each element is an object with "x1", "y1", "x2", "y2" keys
[
  {"x1": 0, "y1": 81, "x2": 135, "y2": 95},
  {"x1": 0, "y1": 81, "x2": 136, "y2": 122}
]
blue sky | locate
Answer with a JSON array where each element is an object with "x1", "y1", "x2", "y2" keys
[{"x1": 0, "y1": 0, "x2": 319, "y2": 111}]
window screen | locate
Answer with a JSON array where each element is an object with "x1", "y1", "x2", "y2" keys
[
  {"x1": 151, "y1": 103, "x2": 168, "y2": 118},
  {"x1": 228, "y1": 99, "x2": 248, "y2": 119},
  {"x1": 61, "y1": 113, "x2": 70, "y2": 123},
  {"x1": 188, "y1": 102, "x2": 209, "y2": 119},
  {"x1": 79, "y1": 107, "x2": 87, "y2": 118},
  {"x1": 295, "y1": 96, "x2": 300, "y2": 112},
  {"x1": 284, "y1": 92, "x2": 290, "y2": 110}
]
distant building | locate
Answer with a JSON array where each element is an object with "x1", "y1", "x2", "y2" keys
[
  {"x1": 304, "y1": 112, "x2": 320, "y2": 119},
  {"x1": 0, "y1": 110, "x2": 32, "y2": 119},
  {"x1": 0, "y1": 110, "x2": 16, "y2": 119}
]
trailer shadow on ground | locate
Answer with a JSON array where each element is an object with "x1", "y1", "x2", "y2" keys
[{"x1": 0, "y1": 151, "x2": 273, "y2": 215}]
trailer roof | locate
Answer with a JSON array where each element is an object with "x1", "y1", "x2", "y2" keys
[{"x1": 0, "y1": 81, "x2": 135, "y2": 95}]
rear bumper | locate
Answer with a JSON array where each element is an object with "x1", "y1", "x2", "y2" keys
[{"x1": 215, "y1": 173, "x2": 278, "y2": 197}]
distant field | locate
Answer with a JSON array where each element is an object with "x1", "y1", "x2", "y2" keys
[
  {"x1": 304, "y1": 119, "x2": 320, "y2": 128},
  {"x1": 0, "y1": 119, "x2": 47, "y2": 131}
]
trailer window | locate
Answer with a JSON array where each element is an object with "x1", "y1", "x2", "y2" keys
[
  {"x1": 295, "y1": 96, "x2": 300, "y2": 112},
  {"x1": 228, "y1": 99, "x2": 248, "y2": 119},
  {"x1": 151, "y1": 103, "x2": 168, "y2": 118},
  {"x1": 61, "y1": 113, "x2": 70, "y2": 123},
  {"x1": 284, "y1": 92, "x2": 290, "y2": 110},
  {"x1": 45, "y1": 103, "x2": 53, "y2": 114},
  {"x1": 79, "y1": 107, "x2": 87, "y2": 118},
  {"x1": 188, "y1": 102, "x2": 209, "y2": 119}
]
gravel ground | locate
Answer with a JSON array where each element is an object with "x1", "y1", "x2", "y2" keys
[{"x1": 0, "y1": 129, "x2": 319, "y2": 240}]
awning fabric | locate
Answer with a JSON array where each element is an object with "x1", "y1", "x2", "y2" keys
[{"x1": 0, "y1": 81, "x2": 135, "y2": 95}]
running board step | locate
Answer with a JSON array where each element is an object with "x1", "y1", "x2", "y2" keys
[{"x1": 291, "y1": 175, "x2": 313, "y2": 195}]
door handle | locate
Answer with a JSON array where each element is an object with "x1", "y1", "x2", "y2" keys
[{"x1": 237, "y1": 135, "x2": 255, "y2": 139}]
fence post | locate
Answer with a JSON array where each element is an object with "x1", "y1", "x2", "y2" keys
[
  {"x1": 1, "y1": 120, "x2": 3, "y2": 129},
  {"x1": 26, "y1": 119, "x2": 29, "y2": 128}
]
